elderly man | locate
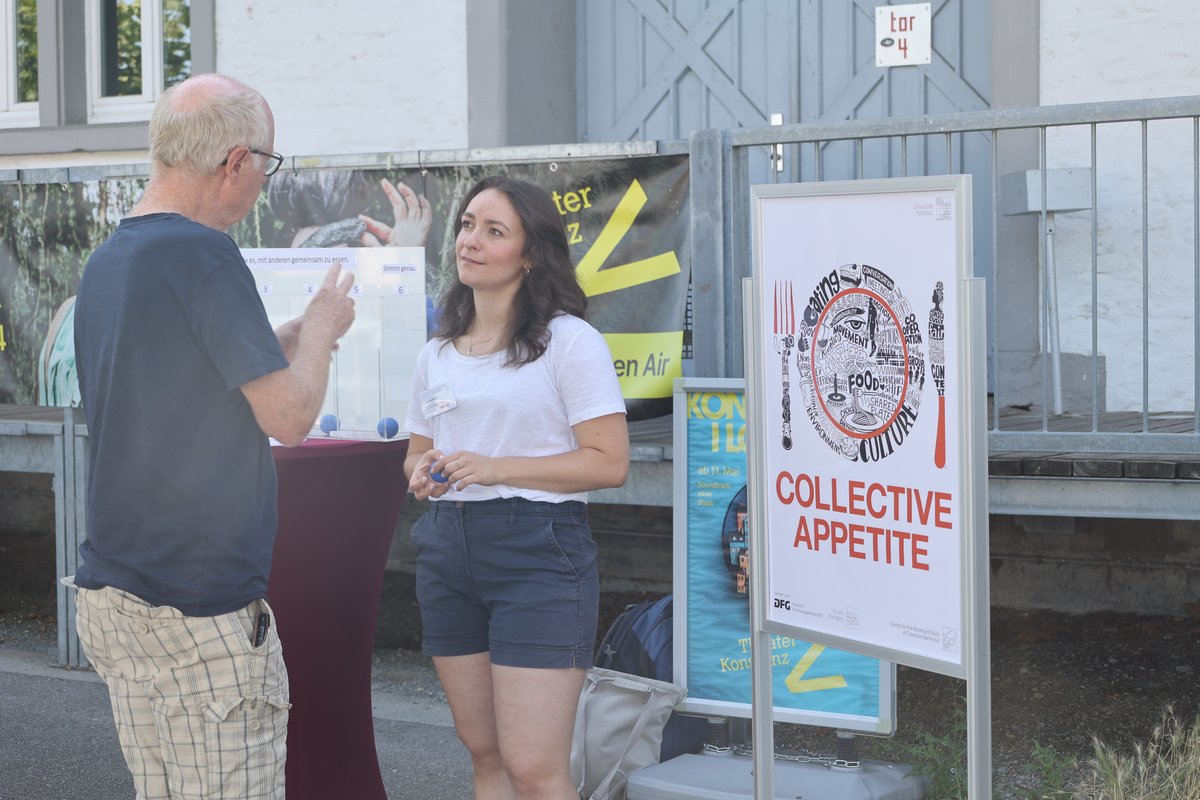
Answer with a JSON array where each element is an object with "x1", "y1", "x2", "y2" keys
[{"x1": 71, "y1": 73, "x2": 354, "y2": 799}]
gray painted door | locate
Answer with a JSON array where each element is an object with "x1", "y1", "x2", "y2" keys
[
  {"x1": 580, "y1": 0, "x2": 990, "y2": 177},
  {"x1": 793, "y1": 0, "x2": 995, "y2": 368},
  {"x1": 580, "y1": 0, "x2": 994, "y2": 369},
  {"x1": 578, "y1": 0, "x2": 794, "y2": 179},
  {"x1": 796, "y1": 0, "x2": 991, "y2": 176}
]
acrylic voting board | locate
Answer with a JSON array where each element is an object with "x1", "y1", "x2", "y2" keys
[{"x1": 243, "y1": 247, "x2": 426, "y2": 440}]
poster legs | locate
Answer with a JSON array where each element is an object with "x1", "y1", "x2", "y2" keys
[{"x1": 742, "y1": 277, "x2": 776, "y2": 800}]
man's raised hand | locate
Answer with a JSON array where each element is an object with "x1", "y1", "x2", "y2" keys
[{"x1": 304, "y1": 263, "x2": 356, "y2": 346}]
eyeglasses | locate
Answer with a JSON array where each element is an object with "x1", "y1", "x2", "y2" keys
[
  {"x1": 252, "y1": 149, "x2": 284, "y2": 176},
  {"x1": 221, "y1": 147, "x2": 284, "y2": 177}
]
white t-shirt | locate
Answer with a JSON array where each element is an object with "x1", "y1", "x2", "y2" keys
[{"x1": 404, "y1": 313, "x2": 626, "y2": 503}]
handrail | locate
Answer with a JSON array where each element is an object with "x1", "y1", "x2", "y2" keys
[
  {"x1": 730, "y1": 95, "x2": 1200, "y2": 145},
  {"x1": 712, "y1": 95, "x2": 1200, "y2": 456}
]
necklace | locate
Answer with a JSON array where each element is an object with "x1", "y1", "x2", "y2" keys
[{"x1": 466, "y1": 331, "x2": 499, "y2": 356}]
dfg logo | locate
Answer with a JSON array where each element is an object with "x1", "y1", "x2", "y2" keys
[{"x1": 773, "y1": 597, "x2": 791, "y2": 610}]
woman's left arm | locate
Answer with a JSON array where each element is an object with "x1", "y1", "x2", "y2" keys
[{"x1": 432, "y1": 412, "x2": 629, "y2": 494}]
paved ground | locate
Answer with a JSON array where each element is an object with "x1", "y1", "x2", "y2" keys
[
  {"x1": 4, "y1": 529, "x2": 1200, "y2": 799},
  {"x1": 0, "y1": 643, "x2": 473, "y2": 800}
]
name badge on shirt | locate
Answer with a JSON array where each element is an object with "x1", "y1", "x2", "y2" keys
[{"x1": 420, "y1": 383, "x2": 458, "y2": 419}]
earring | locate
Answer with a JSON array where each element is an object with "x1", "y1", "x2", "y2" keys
[{"x1": 523, "y1": 265, "x2": 531, "y2": 276}]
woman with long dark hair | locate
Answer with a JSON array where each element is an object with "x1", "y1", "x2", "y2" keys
[{"x1": 403, "y1": 175, "x2": 629, "y2": 799}]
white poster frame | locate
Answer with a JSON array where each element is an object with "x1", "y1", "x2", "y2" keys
[{"x1": 743, "y1": 176, "x2": 990, "y2": 798}]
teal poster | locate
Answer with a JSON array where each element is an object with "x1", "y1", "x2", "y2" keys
[{"x1": 682, "y1": 387, "x2": 890, "y2": 726}]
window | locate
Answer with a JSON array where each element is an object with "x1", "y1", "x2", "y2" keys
[
  {"x1": 0, "y1": 0, "x2": 38, "y2": 127},
  {"x1": 87, "y1": 0, "x2": 192, "y2": 123},
  {"x1": 0, "y1": 0, "x2": 211, "y2": 154}
]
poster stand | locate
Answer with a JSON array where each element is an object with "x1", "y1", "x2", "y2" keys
[
  {"x1": 742, "y1": 176, "x2": 990, "y2": 799},
  {"x1": 627, "y1": 377, "x2": 917, "y2": 798},
  {"x1": 669, "y1": 377, "x2": 896, "y2": 731}
]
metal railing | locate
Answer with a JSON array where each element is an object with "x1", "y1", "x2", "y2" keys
[
  {"x1": 8, "y1": 98, "x2": 1200, "y2": 457},
  {"x1": 691, "y1": 96, "x2": 1200, "y2": 454}
]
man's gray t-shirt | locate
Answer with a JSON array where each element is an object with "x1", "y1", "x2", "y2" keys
[{"x1": 74, "y1": 213, "x2": 289, "y2": 616}]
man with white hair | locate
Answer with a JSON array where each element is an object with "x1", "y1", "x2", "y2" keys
[{"x1": 71, "y1": 73, "x2": 354, "y2": 799}]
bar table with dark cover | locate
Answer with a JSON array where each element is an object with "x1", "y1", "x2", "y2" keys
[{"x1": 269, "y1": 437, "x2": 409, "y2": 800}]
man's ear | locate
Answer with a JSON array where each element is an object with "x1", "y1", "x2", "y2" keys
[{"x1": 224, "y1": 146, "x2": 250, "y2": 178}]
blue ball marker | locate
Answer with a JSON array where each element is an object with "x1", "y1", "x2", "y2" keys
[
  {"x1": 377, "y1": 417, "x2": 399, "y2": 439},
  {"x1": 319, "y1": 414, "x2": 339, "y2": 434},
  {"x1": 430, "y1": 468, "x2": 449, "y2": 484}
]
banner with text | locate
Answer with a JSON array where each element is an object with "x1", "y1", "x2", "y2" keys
[
  {"x1": 675, "y1": 381, "x2": 894, "y2": 731},
  {"x1": 752, "y1": 178, "x2": 971, "y2": 670},
  {"x1": 0, "y1": 156, "x2": 689, "y2": 421}
]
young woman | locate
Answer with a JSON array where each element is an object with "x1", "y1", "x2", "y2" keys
[{"x1": 403, "y1": 176, "x2": 629, "y2": 800}]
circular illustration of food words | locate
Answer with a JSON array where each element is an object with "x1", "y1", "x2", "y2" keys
[{"x1": 780, "y1": 263, "x2": 927, "y2": 463}]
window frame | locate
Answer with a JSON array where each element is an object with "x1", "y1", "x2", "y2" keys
[
  {"x1": 86, "y1": 0, "x2": 169, "y2": 124},
  {"x1": 0, "y1": 0, "x2": 39, "y2": 128},
  {"x1": 0, "y1": 0, "x2": 213, "y2": 155}
]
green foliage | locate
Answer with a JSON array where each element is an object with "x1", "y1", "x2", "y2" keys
[
  {"x1": 162, "y1": 0, "x2": 191, "y2": 87},
  {"x1": 1021, "y1": 740, "x2": 1077, "y2": 799},
  {"x1": 16, "y1": 0, "x2": 37, "y2": 102},
  {"x1": 1073, "y1": 707, "x2": 1200, "y2": 800},
  {"x1": 901, "y1": 701, "x2": 970, "y2": 799},
  {"x1": 104, "y1": 0, "x2": 143, "y2": 96},
  {"x1": 861, "y1": 699, "x2": 1079, "y2": 799},
  {"x1": 84, "y1": 0, "x2": 191, "y2": 96},
  {"x1": 0, "y1": 180, "x2": 143, "y2": 404}
]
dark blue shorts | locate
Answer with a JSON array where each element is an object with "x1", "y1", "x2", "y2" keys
[{"x1": 410, "y1": 497, "x2": 599, "y2": 669}]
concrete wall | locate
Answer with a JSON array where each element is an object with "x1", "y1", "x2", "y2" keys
[
  {"x1": 465, "y1": 0, "x2": 577, "y2": 148},
  {"x1": 990, "y1": 514, "x2": 1200, "y2": 617},
  {"x1": 230, "y1": 0, "x2": 577, "y2": 154},
  {"x1": 1039, "y1": 1, "x2": 1200, "y2": 412},
  {"x1": 0, "y1": 473, "x2": 53, "y2": 534}
]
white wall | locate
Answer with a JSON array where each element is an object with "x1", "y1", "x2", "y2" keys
[
  {"x1": 216, "y1": 0, "x2": 470, "y2": 158},
  {"x1": 1041, "y1": 1, "x2": 1200, "y2": 411}
]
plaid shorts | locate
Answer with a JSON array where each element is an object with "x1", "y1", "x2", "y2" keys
[{"x1": 75, "y1": 585, "x2": 290, "y2": 800}]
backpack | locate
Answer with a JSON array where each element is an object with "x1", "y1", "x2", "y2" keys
[{"x1": 594, "y1": 595, "x2": 707, "y2": 761}]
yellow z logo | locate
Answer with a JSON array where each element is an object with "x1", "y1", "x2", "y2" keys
[
  {"x1": 575, "y1": 179, "x2": 681, "y2": 297},
  {"x1": 785, "y1": 644, "x2": 849, "y2": 694}
]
